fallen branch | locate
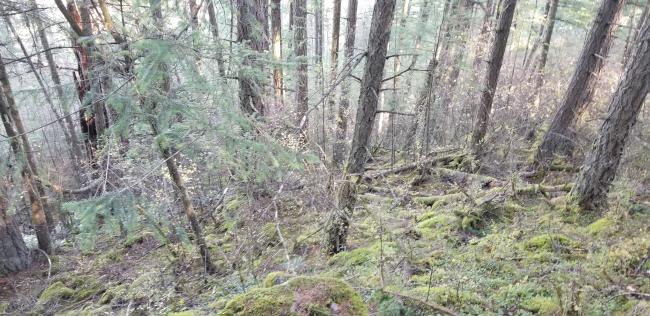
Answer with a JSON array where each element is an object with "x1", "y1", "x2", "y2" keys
[{"x1": 364, "y1": 151, "x2": 466, "y2": 180}]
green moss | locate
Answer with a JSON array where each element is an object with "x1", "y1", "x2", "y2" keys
[
  {"x1": 523, "y1": 234, "x2": 576, "y2": 252},
  {"x1": 328, "y1": 248, "x2": 373, "y2": 267},
  {"x1": 417, "y1": 214, "x2": 458, "y2": 230},
  {"x1": 262, "y1": 271, "x2": 291, "y2": 287},
  {"x1": 587, "y1": 217, "x2": 615, "y2": 235},
  {"x1": 38, "y1": 281, "x2": 75, "y2": 305},
  {"x1": 225, "y1": 197, "x2": 243, "y2": 212},
  {"x1": 219, "y1": 276, "x2": 367, "y2": 316},
  {"x1": 522, "y1": 296, "x2": 561, "y2": 314}
]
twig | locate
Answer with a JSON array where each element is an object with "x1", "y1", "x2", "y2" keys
[{"x1": 34, "y1": 248, "x2": 52, "y2": 280}]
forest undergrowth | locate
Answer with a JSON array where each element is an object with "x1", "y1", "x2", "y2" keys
[{"x1": 1, "y1": 148, "x2": 649, "y2": 316}]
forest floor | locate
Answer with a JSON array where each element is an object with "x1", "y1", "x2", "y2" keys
[{"x1": 1, "y1": 152, "x2": 650, "y2": 315}]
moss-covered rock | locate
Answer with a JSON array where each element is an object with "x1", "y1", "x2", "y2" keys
[
  {"x1": 328, "y1": 248, "x2": 373, "y2": 267},
  {"x1": 523, "y1": 234, "x2": 576, "y2": 252},
  {"x1": 219, "y1": 276, "x2": 367, "y2": 316},
  {"x1": 262, "y1": 271, "x2": 292, "y2": 287},
  {"x1": 38, "y1": 281, "x2": 75, "y2": 305},
  {"x1": 522, "y1": 296, "x2": 561, "y2": 315}
]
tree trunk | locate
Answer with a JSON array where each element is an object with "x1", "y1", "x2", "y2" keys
[
  {"x1": 531, "y1": 0, "x2": 626, "y2": 175},
  {"x1": 148, "y1": 0, "x2": 216, "y2": 274},
  {"x1": 524, "y1": 0, "x2": 552, "y2": 71},
  {"x1": 0, "y1": 190, "x2": 30, "y2": 276},
  {"x1": 440, "y1": 0, "x2": 474, "y2": 143},
  {"x1": 328, "y1": 0, "x2": 342, "y2": 157},
  {"x1": 471, "y1": 0, "x2": 517, "y2": 155},
  {"x1": 623, "y1": 0, "x2": 649, "y2": 67},
  {"x1": 532, "y1": 0, "x2": 559, "y2": 92},
  {"x1": 31, "y1": 2, "x2": 85, "y2": 168},
  {"x1": 570, "y1": 15, "x2": 650, "y2": 211},
  {"x1": 294, "y1": 0, "x2": 309, "y2": 142},
  {"x1": 0, "y1": 53, "x2": 52, "y2": 255},
  {"x1": 327, "y1": 0, "x2": 397, "y2": 254},
  {"x1": 271, "y1": 0, "x2": 284, "y2": 105},
  {"x1": 333, "y1": 0, "x2": 359, "y2": 166},
  {"x1": 236, "y1": 0, "x2": 269, "y2": 116},
  {"x1": 472, "y1": 0, "x2": 495, "y2": 80},
  {"x1": 207, "y1": 0, "x2": 227, "y2": 77}
]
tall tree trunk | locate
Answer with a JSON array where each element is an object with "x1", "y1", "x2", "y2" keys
[
  {"x1": 471, "y1": 0, "x2": 517, "y2": 155},
  {"x1": 148, "y1": 0, "x2": 216, "y2": 274},
  {"x1": 236, "y1": 0, "x2": 269, "y2": 116},
  {"x1": 30, "y1": 2, "x2": 84, "y2": 169},
  {"x1": 328, "y1": 0, "x2": 342, "y2": 157},
  {"x1": 440, "y1": 0, "x2": 474, "y2": 143},
  {"x1": 623, "y1": 0, "x2": 649, "y2": 67},
  {"x1": 271, "y1": 0, "x2": 284, "y2": 105},
  {"x1": 294, "y1": 0, "x2": 309, "y2": 142},
  {"x1": 532, "y1": 0, "x2": 559, "y2": 92},
  {"x1": 333, "y1": 0, "x2": 359, "y2": 166},
  {"x1": 6, "y1": 16, "x2": 82, "y2": 183},
  {"x1": 530, "y1": 0, "x2": 626, "y2": 175},
  {"x1": 326, "y1": 0, "x2": 397, "y2": 254},
  {"x1": 524, "y1": 0, "x2": 552, "y2": 71},
  {"x1": 207, "y1": 0, "x2": 227, "y2": 77},
  {"x1": 472, "y1": 0, "x2": 495, "y2": 80},
  {"x1": 0, "y1": 188, "x2": 30, "y2": 276},
  {"x1": 570, "y1": 16, "x2": 650, "y2": 211},
  {"x1": 0, "y1": 54, "x2": 52, "y2": 254}
]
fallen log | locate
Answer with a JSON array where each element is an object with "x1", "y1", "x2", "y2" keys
[{"x1": 364, "y1": 151, "x2": 466, "y2": 180}]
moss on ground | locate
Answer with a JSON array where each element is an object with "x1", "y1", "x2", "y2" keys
[{"x1": 219, "y1": 276, "x2": 367, "y2": 316}]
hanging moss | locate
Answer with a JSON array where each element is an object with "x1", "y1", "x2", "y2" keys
[{"x1": 219, "y1": 276, "x2": 367, "y2": 316}]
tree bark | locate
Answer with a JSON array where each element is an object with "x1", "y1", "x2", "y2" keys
[
  {"x1": 471, "y1": 0, "x2": 517, "y2": 155},
  {"x1": 333, "y1": 0, "x2": 359, "y2": 166},
  {"x1": 623, "y1": 0, "x2": 649, "y2": 67},
  {"x1": 236, "y1": 0, "x2": 269, "y2": 116},
  {"x1": 148, "y1": 0, "x2": 216, "y2": 273},
  {"x1": 0, "y1": 189, "x2": 30, "y2": 276},
  {"x1": 0, "y1": 53, "x2": 52, "y2": 255},
  {"x1": 271, "y1": 0, "x2": 284, "y2": 105},
  {"x1": 207, "y1": 0, "x2": 227, "y2": 77},
  {"x1": 294, "y1": 0, "x2": 309, "y2": 142},
  {"x1": 570, "y1": 15, "x2": 650, "y2": 211},
  {"x1": 327, "y1": 0, "x2": 397, "y2": 254},
  {"x1": 30, "y1": 1, "x2": 84, "y2": 167},
  {"x1": 532, "y1": 0, "x2": 559, "y2": 92},
  {"x1": 327, "y1": 0, "x2": 342, "y2": 156},
  {"x1": 531, "y1": 0, "x2": 626, "y2": 175}
]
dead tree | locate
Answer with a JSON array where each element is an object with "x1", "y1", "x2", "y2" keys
[
  {"x1": 471, "y1": 0, "x2": 518, "y2": 155},
  {"x1": 333, "y1": 0, "x2": 359, "y2": 166},
  {"x1": 327, "y1": 0, "x2": 397, "y2": 254},
  {"x1": 570, "y1": 15, "x2": 650, "y2": 211},
  {"x1": 530, "y1": 0, "x2": 627, "y2": 175}
]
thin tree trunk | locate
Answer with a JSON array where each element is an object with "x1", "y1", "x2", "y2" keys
[
  {"x1": 236, "y1": 0, "x2": 269, "y2": 116},
  {"x1": 530, "y1": 0, "x2": 627, "y2": 175},
  {"x1": 148, "y1": 0, "x2": 216, "y2": 273},
  {"x1": 31, "y1": 2, "x2": 84, "y2": 167},
  {"x1": 328, "y1": 0, "x2": 343, "y2": 158},
  {"x1": 294, "y1": 0, "x2": 309, "y2": 142},
  {"x1": 207, "y1": 0, "x2": 227, "y2": 76},
  {"x1": 532, "y1": 0, "x2": 559, "y2": 92},
  {"x1": 333, "y1": 0, "x2": 359, "y2": 166},
  {"x1": 524, "y1": 0, "x2": 551, "y2": 71},
  {"x1": 570, "y1": 16, "x2": 650, "y2": 210},
  {"x1": 326, "y1": 0, "x2": 397, "y2": 254},
  {"x1": 0, "y1": 187, "x2": 31, "y2": 276},
  {"x1": 0, "y1": 54, "x2": 52, "y2": 255},
  {"x1": 271, "y1": 0, "x2": 284, "y2": 105},
  {"x1": 471, "y1": 0, "x2": 517, "y2": 155}
]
